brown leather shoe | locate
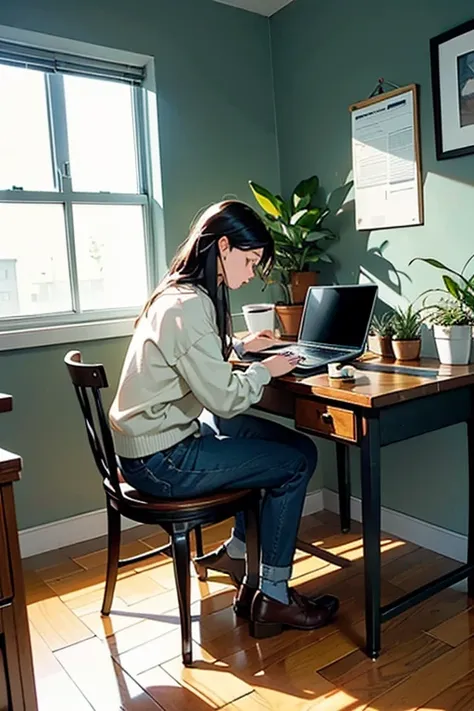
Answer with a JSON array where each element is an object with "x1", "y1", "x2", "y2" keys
[
  {"x1": 233, "y1": 583, "x2": 257, "y2": 618},
  {"x1": 193, "y1": 545, "x2": 245, "y2": 587},
  {"x1": 249, "y1": 589, "x2": 339, "y2": 638},
  {"x1": 234, "y1": 584, "x2": 338, "y2": 622}
]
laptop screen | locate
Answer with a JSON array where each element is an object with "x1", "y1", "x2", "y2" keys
[{"x1": 299, "y1": 284, "x2": 378, "y2": 350}]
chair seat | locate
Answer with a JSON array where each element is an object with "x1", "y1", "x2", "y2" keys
[{"x1": 104, "y1": 478, "x2": 252, "y2": 511}]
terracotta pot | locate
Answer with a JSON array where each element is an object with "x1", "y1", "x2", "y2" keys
[
  {"x1": 392, "y1": 339, "x2": 421, "y2": 361},
  {"x1": 290, "y1": 271, "x2": 318, "y2": 305},
  {"x1": 275, "y1": 304, "x2": 304, "y2": 338},
  {"x1": 368, "y1": 334, "x2": 394, "y2": 358}
]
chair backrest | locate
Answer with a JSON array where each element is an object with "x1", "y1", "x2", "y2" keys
[{"x1": 64, "y1": 350, "x2": 121, "y2": 497}]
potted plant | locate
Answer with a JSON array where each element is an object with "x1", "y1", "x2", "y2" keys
[
  {"x1": 248, "y1": 176, "x2": 338, "y2": 337},
  {"x1": 423, "y1": 301, "x2": 473, "y2": 365},
  {"x1": 410, "y1": 255, "x2": 474, "y2": 365},
  {"x1": 391, "y1": 304, "x2": 422, "y2": 361},
  {"x1": 368, "y1": 312, "x2": 394, "y2": 358}
]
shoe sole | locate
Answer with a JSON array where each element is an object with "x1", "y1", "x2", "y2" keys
[{"x1": 249, "y1": 611, "x2": 338, "y2": 639}]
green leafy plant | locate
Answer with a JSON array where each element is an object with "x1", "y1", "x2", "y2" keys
[
  {"x1": 248, "y1": 176, "x2": 340, "y2": 303},
  {"x1": 369, "y1": 312, "x2": 394, "y2": 337},
  {"x1": 410, "y1": 255, "x2": 474, "y2": 313},
  {"x1": 391, "y1": 304, "x2": 421, "y2": 341},
  {"x1": 422, "y1": 300, "x2": 474, "y2": 327}
]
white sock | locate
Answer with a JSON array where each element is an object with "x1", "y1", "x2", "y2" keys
[
  {"x1": 260, "y1": 579, "x2": 290, "y2": 605},
  {"x1": 224, "y1": 534, "x2": 246, "y2": 560}
]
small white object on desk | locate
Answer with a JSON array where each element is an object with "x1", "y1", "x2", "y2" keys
[{"x1": 327, "y1": 362, "x2": 355, "y2": 380}]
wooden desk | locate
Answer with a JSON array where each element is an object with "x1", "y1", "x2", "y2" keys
[
  {"x1": 0, "y1": 399, "x2": 37, "y2": 710},
  {"x1": 234, "y1": 353, "x2": 474, "y2": 658}
]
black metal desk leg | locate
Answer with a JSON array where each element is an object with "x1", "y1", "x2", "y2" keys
[
  {"x1": 468, "y1": 393, "x2": 474, "y2": 599},
  {"x1": 360, "y1": 414, "x2": 381, "y2": 659},
  {"x1": 336, "y1": 442, "x2": 351, "y2": 533}
]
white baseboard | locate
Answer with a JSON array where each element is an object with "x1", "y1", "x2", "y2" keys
[
  {"x1": 323, "y1": 488, "x2": 467, "y2": 563},
  {"x1": 19, "y1": 509, "x2": 140, "y2": 559},
  {"x1": 303, "y1": 488, "x2": 324, "y2": 516}
]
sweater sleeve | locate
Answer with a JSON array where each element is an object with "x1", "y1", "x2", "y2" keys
[{"x1": 174, "y1": 331, "x2": 271, "y2": 418}]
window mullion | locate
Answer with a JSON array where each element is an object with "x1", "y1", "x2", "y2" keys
[
  {"x1": 48, "y1": 75, "x2": 81, "y2": 312},
  {"x1": 44, "y1": 74, "x2": 59, "y2": 191},
  {"x1": 133, "y1": 88, "x2": 156, "y2": 291},
  {"x1": 64, "y1": 199, "x2": 81, "y2": 313},
  {"x1": 46, "y1": 74, "x2": 72, "y2": 192},
  {"x1": 133, "y1": 87, "x2": 147, "y2": 195}
]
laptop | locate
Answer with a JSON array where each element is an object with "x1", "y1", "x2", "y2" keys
[{"x1": 250, "y1": 283, "x2": 378, "y2": 374}]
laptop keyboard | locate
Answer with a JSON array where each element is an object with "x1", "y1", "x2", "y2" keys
[
  {"x1": 295, "y1": 346, "x2": 349, "y2": 360},
  {"x1": 260, "y1": 345, "x2": 353, "y2": 367},
  {"x1": 277, "y1": 346, "x2": 351, "y2": 369}
]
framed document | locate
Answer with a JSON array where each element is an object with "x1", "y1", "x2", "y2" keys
[
  {"x1": 431, "y1": 19, "x2": 474, "y2": 160},
  {"x1": 349, "y1": 84, "x2": 423, "y2": 231}
]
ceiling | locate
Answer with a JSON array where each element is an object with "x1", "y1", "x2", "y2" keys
[{"x1": 211, "y1": 0, "x2": 294, "y2": 16}]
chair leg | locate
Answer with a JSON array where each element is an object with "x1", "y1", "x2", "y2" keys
[
  {"x1": 194, "y1": 525, "x2": 204, "y2": 557},
  {"x1": 244, "y1": 495, "x2": 260, "y2": 590},
  {"x1": 171, "y1": 525, "x2": 192, "y2": 666},
  {"x1": 101, "y1": 500, "x2": 121, "y2": 616}
]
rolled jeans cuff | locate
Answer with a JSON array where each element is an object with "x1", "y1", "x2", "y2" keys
[{"x1": 260, "y1": 563, "x2": 292, "y2": 583}]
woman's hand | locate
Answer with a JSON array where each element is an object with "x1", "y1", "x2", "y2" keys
[
  {"x1": 262, "y1": 352, "x2": 302, "y2": 378},
  {"x1": 241, "y1": 330, "x2": 281, "y2": 353}
]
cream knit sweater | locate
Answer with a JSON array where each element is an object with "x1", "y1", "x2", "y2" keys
[{"x1": 109, "y1": 284, "x2": 271, "y2": 458}]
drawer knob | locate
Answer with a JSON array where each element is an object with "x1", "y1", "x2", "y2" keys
[{"x1": 321, "y1": 412, "x2": 333, "y2": 424}]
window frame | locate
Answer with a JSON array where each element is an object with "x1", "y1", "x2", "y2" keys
[{"x1": 0, "y1": 67, "x2": 156, "y2": 337}]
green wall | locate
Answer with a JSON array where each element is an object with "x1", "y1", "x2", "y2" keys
[
  {"x1": 271, "y1": 0, "x2": 474, "y2": 535},
  {"x1": 0, "y1": 339, "x2": 128, "y2": 529},
  {"x1": 6, "y1": 0, "x2": 470, "y2": 536},
  {"x1": 0, "y1": 0, "x2": 279, "y2": 529}
]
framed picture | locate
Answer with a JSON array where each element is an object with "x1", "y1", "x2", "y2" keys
[{"x1": 431, "y1": 19, "x2": 474, "y2": 160}]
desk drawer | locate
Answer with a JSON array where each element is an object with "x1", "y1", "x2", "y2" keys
[{"x1": 295, "y1": 398, "x2": 357, "y2": 443}]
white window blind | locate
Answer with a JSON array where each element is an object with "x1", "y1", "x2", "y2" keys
[{"x1": 0, "y1": 40, "x2": 145, "y2": 85}]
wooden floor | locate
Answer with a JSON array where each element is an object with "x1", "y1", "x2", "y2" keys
[{"x1": 22, "y1": 510, "x2": 474, "y2": 711}]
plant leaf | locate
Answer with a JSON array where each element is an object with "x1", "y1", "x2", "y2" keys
[
  {"x1": 291, "y1": 176, "x2": 319, "y2": 211},
  {"x1": 275, "y1": 196, "x2": 291, "y2": 223},
  {"x1": 293, "y1": 208, "x2": 322, "y2": 230},
  {"x1": 318, "y1": 253, "x2": 334, "y2": 263},
  {"x1": 325, "y1": 181, "x2": 353, "y2": 213},
  {"x1": 315, "y1": 207, "x2": 330, "y2": 225},
  {"x1": 305, "y1": 252, "x2": 326, "y2": 264},
  {"x1": 461, "y1": 253, "x2": 474, "y2": 277},
  {"x1": 305, "y1": 228, "x2": 336, "y2": 242},
  {"x1": 248, "y1": 181, "x2": 282, "y2": 218},
  {"x1": 292, "y1": 193, "x2": 310, "y2": 212},
  {"x1": 442, "y1": 275, "x2": 461, "y2": 299},
  {"x1": 410, "y1": 257, "x2": 452, "y2": 271},
  {"x1": 410, "y1": 256, "x2": 474, "y2": 291},
  {"x1": 290, "y1": 209, "x2": 308, "y2": 225}
]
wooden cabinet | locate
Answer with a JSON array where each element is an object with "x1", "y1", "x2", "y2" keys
[{"x1": 0, "y1": 395, "x2": 37, "y2": 711}]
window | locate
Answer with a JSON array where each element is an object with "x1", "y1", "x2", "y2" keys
[{"x1": 0, "y1": 43, "x2": 153, "y2": 332}]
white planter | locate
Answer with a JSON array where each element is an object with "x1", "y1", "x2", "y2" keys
[
  {"x1": 433, "y1": 324, "x2": 473, "y2": 365},
  {"x1": 242, "y1": 303, "x2": 275, "y2": 333}
]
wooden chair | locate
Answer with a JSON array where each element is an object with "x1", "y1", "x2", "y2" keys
[{"x1": 64, "y1": 350, "x2": 260, "y2": 666}]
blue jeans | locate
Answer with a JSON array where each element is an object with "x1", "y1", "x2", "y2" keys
[{"x1": 119, "y1": 413, "x2": 317, "y2": 576}]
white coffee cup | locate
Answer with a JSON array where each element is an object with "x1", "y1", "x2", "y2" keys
[{"x1": 242, "y1": 303, "x2": 275, "y2": 333}]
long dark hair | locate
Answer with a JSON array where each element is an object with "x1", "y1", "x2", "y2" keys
[{"x1": 137, "y1": 200, "x2": 274, "y2": 358}]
